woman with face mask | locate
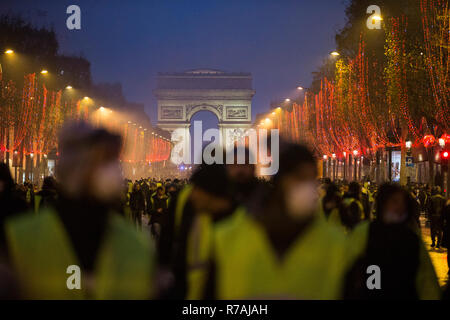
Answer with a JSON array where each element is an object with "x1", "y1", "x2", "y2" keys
[
  {"x1": 344, "y1": 183, "x2": 441, "y2": 300},
  {"x1": 204, "y1": 143, "x2": 355, "y2": 300}
]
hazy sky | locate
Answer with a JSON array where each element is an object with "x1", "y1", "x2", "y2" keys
[{"x1": 1, "y1": 0, "x2": 347, "y2": 124}]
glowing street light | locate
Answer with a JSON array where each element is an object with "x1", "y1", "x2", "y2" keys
[
  {"x1": 40, "y1": 69, "x2": 48, "y2": 74},
  {"x1": 4, "y1": 49, "x2": 14, "y2": 54},
  {"x1": 297, "y1": 86, "x2": 304, "y2": 90},
  {"x1": 405, "y1": 141, "x2": 413, "y2": 149},
  {"x1": 323, "y1": 155, "x2": 328, "y2": 160},
  {"x1": 439, "y1": 138, "x2": 445, "y2": 148},
  {"x1": 99, "y1": 106, "x2": 105, "y2": 111},
  {"x1": 65, "y1": 85, "x2": 73, "y2": 90},
  {"x1": 330, "y1": 51, "x2": 340, "y2": 57},
  {"x1": 83, "y1": 96, "x2": 90, "y2": 100},
  {"x1": 285, "y1": 98, "x2": 291, "y2": 102},
  {"x1": 353, "y1": 150, "x2": 359, "y2": 157}
]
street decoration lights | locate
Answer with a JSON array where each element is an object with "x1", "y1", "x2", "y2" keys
[
  {"x1": 439, "y1": 138, "x2": 445, "y2": 148},
  {"x1": 423, "y1": 135, "x2": 435, "y2": 147},
  {"x1": 405, "y1": 141, "x2": 413, "y2": 149}
]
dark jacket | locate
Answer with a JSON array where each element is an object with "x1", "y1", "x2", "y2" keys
[
  {"x1": 150, "y1": 194, "x2": 169, "y2": 224},
  {"x1": 130, "y1": 189, "x2": 145, "y2": 213}
]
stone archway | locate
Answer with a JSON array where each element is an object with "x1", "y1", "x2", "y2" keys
[{"x1": 155, "y1": 69, "x2": 255, "y2": 162}]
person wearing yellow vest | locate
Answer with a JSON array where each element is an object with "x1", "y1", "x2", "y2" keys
[
  {"x1": 341, "y1": 182, "x2": 365, "y2": 230},
  {"x1": 344, "y1": 183, "x2": 441, "y2": 300},
  {"x1": 157, "y1": 163, "x2": 235, "y2": 299},
  {"x1": 6, "y1": 122, "x2": 154, "y2": 299},
  {"x1": 205, "y1": 144, "x2": 354, "y2": 300}
]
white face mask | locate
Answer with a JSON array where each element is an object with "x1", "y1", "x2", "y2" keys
[
  {"x1": 91, "y1": 161, "x2": 123, "y2": 202},
  {"x1": 383, "y1": 211, "x2": 407, "y2": 225},
  {"x1": 285, "y1": 182, "x2": 319, "y2": 220}
]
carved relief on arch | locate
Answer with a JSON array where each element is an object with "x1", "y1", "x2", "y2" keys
[{"x1": 186, "y1": 104, "x2": 223, "y2": 121}]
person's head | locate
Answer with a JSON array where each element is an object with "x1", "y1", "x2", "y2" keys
[
  {"x1": 376, "y1": 183, "x2": 410, "y2": 225},
  {"x1": 226, "y1": 146, "x2": 256, "y2": 186},
  {"x1": 0, "y1": 163, "x2": 14, "y2": 195},
  {"x1": 156, "y1": 186, "x2": 164, "y2": 196},
  {"x1": 190, "y1": 163, "x2": 233, "y2": 215},
  {"x1": 41, "y1": 176, "x2": 57, "y2": 191},
  {"x1": 167, "y1": 184, "x2": 177, "y2": 195},
  {"x1": 347, "y1": 182, "x2": 361, "y2": 199},
  {"x1": 272, "y1": 144, "x2": 318, "y2": 221},
  {"x1": 57, "y1": 122, "x2": 123, "y2": 203},
  {"x1": 432, "y1": 186, "x2": 441, "y2": 196}
]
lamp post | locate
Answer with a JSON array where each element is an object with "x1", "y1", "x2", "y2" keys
[{"x1": 353, "y1": 150, "x2": 359, "y2": 181}]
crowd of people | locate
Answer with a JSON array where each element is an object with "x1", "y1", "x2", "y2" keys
[{"x1": 0, "y1": 122, "x2": 449, "y2": 300}]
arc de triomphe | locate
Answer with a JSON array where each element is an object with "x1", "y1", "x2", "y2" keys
[{"x1": 155, "y1": 69, "x2": 255, "y2": 161}]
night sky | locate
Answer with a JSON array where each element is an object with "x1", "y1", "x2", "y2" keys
[{"x1": 0, "y1": 0, "x2": 347, "y2": 124}]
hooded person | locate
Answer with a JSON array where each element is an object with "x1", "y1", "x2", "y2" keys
[
  {"x1": 5, "y1": 122, "x2": 154, "y2": 299},
  {"x1": 344, "y1": 183, "x2": 441, "y2": 300}
]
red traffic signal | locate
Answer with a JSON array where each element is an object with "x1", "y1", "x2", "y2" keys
[{"x1": 443, "y1": 151, "x2": 449, "y2": 159}]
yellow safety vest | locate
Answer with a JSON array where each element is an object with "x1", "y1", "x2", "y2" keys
[
  {"x1": 214, "y1": 212, "x2": 352, "y2": 299},
  {"x1": 175, "y1": 185, "x2": 193, "y2": 236},
  {"x1": 327, "y1": 208, "x2": 347, "y2": 232},
  {"x1": 6, "y1": 209, "x2": 154, "y2": 300},
  {"x1": 186, "y1": 207, "x2": 248, "y2": 300},
  {"x1": 348, "y1": 221, "x2": 441, "y2": 300}
]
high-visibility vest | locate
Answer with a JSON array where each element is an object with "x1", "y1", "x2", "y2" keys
[
  {"x1": 348, "y1": 221, "x2": 441, "y2": 300},
  {"x1": 175, "y1": 185, "x2": 193, "y2": 236},
  {"x1": 214, "y1": 212, "x2": 351, "y2": 299},
  {"x1": 34, "y1": 195, "x2": 42, "y2": 214},
  {"x1": 327, "y1": 208, "x2": 347, "y2": 232},
  {"x1": 186, "y1": 213, "x2": 213, "y2": 300},
  {"x1": 6, "y1": 209, "x2": 154, "y2": 300},
  {"x1": 186, "y1": 207, "x2": 247, "y2": 300}
]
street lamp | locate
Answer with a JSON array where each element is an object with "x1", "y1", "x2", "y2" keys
[
  {"x1": 65, "y1": 85, "x2": 73, "y2": 90},
  {"x1": 4, "y1": 49, "x2": 14, "y2": 54},
  {"x1": 405, "y1": 141, "x2": 412, "y2": 149},
  {"x1": 285, "y1": 98, "x2": 291, "y2": 102},
  {"x1": 330, "y1": 51, "x2": 340, "y2": 57},
  {"x1": 297, "y1": 86, "x2": 304, "y2": 90},
  {"x1": 40, "y1": 69, "x2": 48, "y2": 74}
]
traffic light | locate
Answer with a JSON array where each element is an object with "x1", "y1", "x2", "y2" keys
[{"x1": 442, "y1": 150, "x2": 449, "y2": 171}]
